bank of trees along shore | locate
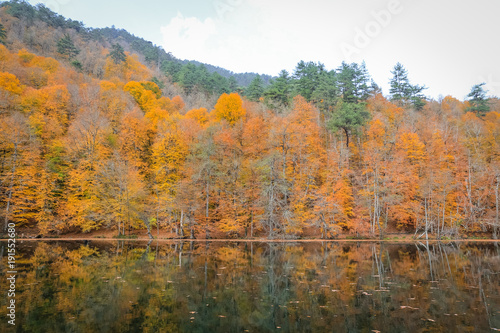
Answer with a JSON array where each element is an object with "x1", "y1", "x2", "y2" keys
[{"x1": 0, "y1": 2, "x2": 499, "y2": 239}]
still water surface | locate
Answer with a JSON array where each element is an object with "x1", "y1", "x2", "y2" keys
[{"x1": 0, "y1": 240, "x2": 499, "y2": 332}]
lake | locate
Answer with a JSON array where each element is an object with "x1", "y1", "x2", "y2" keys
[{"x1": 1, "y1": 240, "x2": 499, "y2": 332}]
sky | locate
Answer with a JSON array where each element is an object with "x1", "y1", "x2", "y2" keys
[{"x1": 23, "y1": 0, "x2": 500, "y2": 100}]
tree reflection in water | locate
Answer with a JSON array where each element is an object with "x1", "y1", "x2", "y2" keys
[{"x1": 0, "y1": 241, "x2": 499, "y2": 332}]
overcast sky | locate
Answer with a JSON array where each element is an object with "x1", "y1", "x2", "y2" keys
[{"x1": 24, "y1": 0, "x2": 500, "y2": 100}]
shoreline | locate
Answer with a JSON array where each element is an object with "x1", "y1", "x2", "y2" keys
[{"x1": 2, "y1": 237, "x2": 499, "y2": 242}]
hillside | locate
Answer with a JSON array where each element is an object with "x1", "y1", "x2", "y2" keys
[
  {"x1": 0, "y1": 0, "x2": 272, "y2": 93},
  {"x1": 0, "y1": 0, "x2": 499, "y2": 240}
]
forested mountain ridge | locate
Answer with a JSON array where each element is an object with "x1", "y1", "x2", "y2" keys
[
  {"x1": 0, "y1": 0, "x2": 272, "y2": 94},
  {"x1": 0, "y1": 0, "x2": 499, "y2": 239}
]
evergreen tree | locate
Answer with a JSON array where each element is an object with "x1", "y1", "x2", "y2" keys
[
  {"x1": 311, "y1": 70, "x2": 338, "y2": 113},
  {"x1": 246, "y1": 74, "x2": 264, "y2": 101},
  {"x1": 336, "y1": 62, "x2": 370, "y2": 103},
  {"x1": 389, "y1": 62, "x2": 412, "y2": 101},
  {"x1": 389, "y1": 62, "x2": 426, "y2": 110},
  {"x1": 228, "y1": 76, "x2": 238, "y2": 92},
  {"x1": 163, "y1": 61, "x2": 183, "y2": 82},
  {"x1": 195, "y1": 64, "x2": 211, "y2": 91},
  {"x1": 466, "y1": 83, "x2": 490, "y2": 117},
  {"x1": 328, "y1": 101, "x2": 370, "y2": 148},
  {"x1": 178, "y1": 63, "x2": 198, "y2": 94},
  {"x1": 108, "y1": 43, "x2": 126, "y2": 64},
  {"x1": 0, "y1": 23, "x2": 6, "y2": 44},
  {"x1": 265, "y1": 70, "x2": 291, "y2": 106},
  {"x1": 293, "y1": 61, "x2": 324, "y2": 101},
  {"x1": 209, "y1": 72, "x2": 230, "y2": 95},
  {"x1": 57, "y1": 34, "x2": 79, "y2": 59}
]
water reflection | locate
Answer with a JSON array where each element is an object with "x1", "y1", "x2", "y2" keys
[{"x1": 1, "y1": 241, "x2": 499, "y2": 332}]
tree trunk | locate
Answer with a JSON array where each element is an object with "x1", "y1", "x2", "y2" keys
[
  {"x1": 205, "y1": 181, "x2": 210, "y2": 239},
  {"x1": 179, "y1": 210, "x2": 184, "y2": 238},
  {"x1": 494, "y1": 177, "x2": 499, "y2": 239},
  {"x1": 3, "y1": 141, "x2": 18, "y2": 231},
  {"x1": 250, "y1": 210, "x2": 254, "y2": 238},
  {"x1": 343, "y1": 127, "x2": 350, "y2": 148}
]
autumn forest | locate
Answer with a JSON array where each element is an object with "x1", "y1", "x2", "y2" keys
[{"x1": 1, "y1": 1, "x2": 499, "y2": 240}]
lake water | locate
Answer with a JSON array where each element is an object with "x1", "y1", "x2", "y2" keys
[{"x1": 1, "y1": 241, "x2": 499, "y2": 332}]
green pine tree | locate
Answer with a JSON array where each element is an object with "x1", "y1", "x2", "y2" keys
[
  {"x1": 228, "y1": 76, "x2": 238, "y2": 92},
  {"x1": 466, "y1": 83, "x2": 490, "y2": 117},
  {"x1": 336, "y1": 62, "x2": 370, "y2": 103},
  {"x1": 389, "y1": 62, "x2": 426, "y2": 110},
  {"x1": 311, "y1": 70, "x2": 338, "y2": 113},
  {"x1": 265, "y1": 70, "x2": 291, "y2": 106},
  {"x1": 57, "y1": 33, "x2": 79, "y2": 59},
  {"x1": 0, "y1": 23, "x2": 6, "y2": 44},
  {"x1": 246, "y1": 74, "x2": 264, "y2": 101},
  {"x1": 328, "y1": 101, "x2": 370, "y2": 148},
  {"x1": 108, "y1": 43, "x2": 126, "y2": 64},
  {"x1": 292, "y1": 61, "x2": 324, "y2": 101}
]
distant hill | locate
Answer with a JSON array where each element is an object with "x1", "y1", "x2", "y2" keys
[
  {"x1": 0, "y1": 0, "x2": 273, "y2": 88},
  {"x1": 182, "y1": 60, "x2": 273, "y2": 86}
]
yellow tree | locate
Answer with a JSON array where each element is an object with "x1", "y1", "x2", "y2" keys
[
  {"x1": 0, "y1": 71, "x2": 23, "y2": 112},
  {"x1": 286, "y1": 96, "x2": 325, "y2": 235},
  {"x1": 1, "y1": 113, "x2": 28, "y2": 230},
  {"x1": 333, "y1": 171, "x2": 355, "y2": 230},
  {"x1": 212, "y1": 124, "x2": 247, "y2": 238},
  {"x1": 151, "y1": 117, "x2": 188, "y2": 235},
  {"x1": 93, "y1": 153, "x2": 148, "y2": 236},
  {"x1": 212, "y1": 92, "x2": 246, "y2": 125},
  {"x1": 389, "y1": 131, "x2": 426, "y2": 230},
  {"x1": 241, "y1": 113, "x2": 269, "y2": 237},
  {"x1": 361, "y1": 117, "x2": 388, "y2": 236},
  {"x1": 63, "y1": 99, "x2": 111, "y2": 232}
]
